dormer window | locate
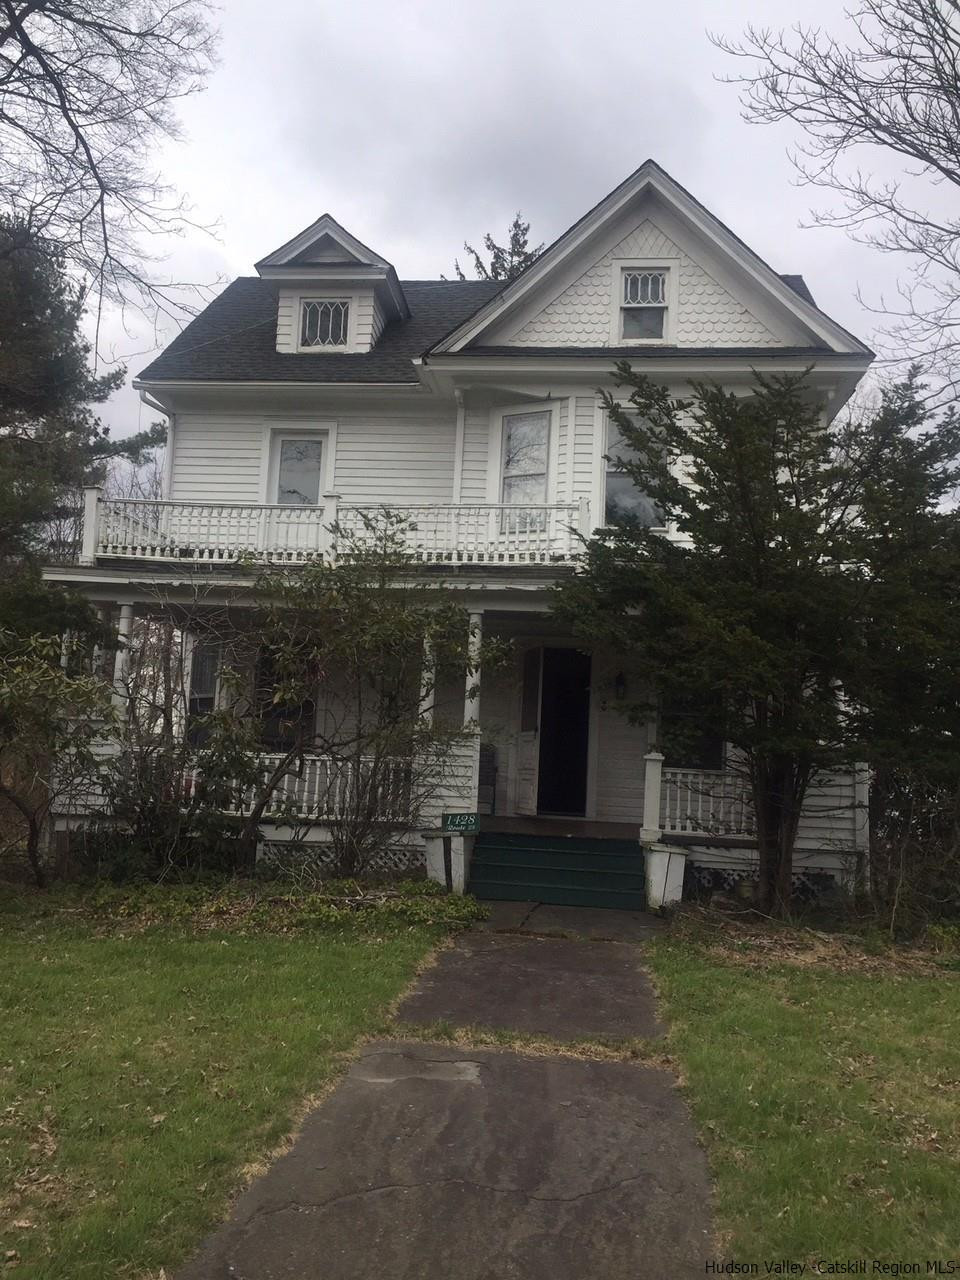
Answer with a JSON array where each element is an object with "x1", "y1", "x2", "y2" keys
[{"x1": 300, "y1": 299, "x2": 349, "y2": 348}]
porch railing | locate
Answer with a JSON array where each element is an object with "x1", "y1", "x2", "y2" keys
[
  {"x1": 182, "y1": 754, "x2": 414, "y2": 821},
  {"x1": 81, "y1": 490, "x2": 588, "y2": 567},
  {"x1": 660, "y1": 766, "x2": 755, "y2": 836}
]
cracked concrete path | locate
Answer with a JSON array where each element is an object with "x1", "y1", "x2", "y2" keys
[
  {"x1": 176, "y1": 1041, "x2": 711, "y2": 1280},
  {"x1": 396, "y1": 929, "x2": 664, "y2": 1040}
]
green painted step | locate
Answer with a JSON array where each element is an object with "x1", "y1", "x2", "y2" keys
[
  {"x1": 470, "y1": 860, "x2": 645, "y2": 890},
  {"x1": 468, "y1": 833, "x2": 648, "y2": 909},
  {"x1": 472, "y1": 850, "x2": 644, "y2": 875}
]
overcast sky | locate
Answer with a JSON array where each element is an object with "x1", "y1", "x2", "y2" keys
[{"x1": 96, "y1": 0, "x2": 909, "y2": 438}]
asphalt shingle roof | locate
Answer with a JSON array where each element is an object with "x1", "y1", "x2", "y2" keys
[
  {"x1": 137, "y1": 279, "x2": 502, "y2": 384},
  {"x1": 137, "y1": 273, "x2": 826, "y2": 385}
]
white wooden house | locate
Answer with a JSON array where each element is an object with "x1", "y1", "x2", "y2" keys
[{"x1": 45, "y1": 160, "x2": 874, "y2": 906}]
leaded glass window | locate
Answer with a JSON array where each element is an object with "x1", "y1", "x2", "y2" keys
[
  {"x1": 620, "y1": 269, "x2": 667, "y2": 340},
  {"x1": 300, "y1": 299, "x2": 349, "y2": 347}
]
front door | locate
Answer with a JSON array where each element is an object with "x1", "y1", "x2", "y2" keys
[{"x1": 537, "y1": 647, "x2": 592, "y2": 816}]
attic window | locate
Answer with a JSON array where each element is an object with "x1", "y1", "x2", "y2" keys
[
  {"x1": 300, "y1": 299, "x2": 349, "y2": 348},
  {"x1": 620, "y1": 269, "x2": 667, "y2": 341}
]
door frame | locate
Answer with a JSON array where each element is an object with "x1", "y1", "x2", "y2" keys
[{"x1": 512, "y1": 636, "x2": 598, "y2": 819}]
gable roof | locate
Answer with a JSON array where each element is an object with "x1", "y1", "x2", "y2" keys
[
  {"x1": 426, "y1": 160, "x2": 869, "y2": 357},
  {"x1": 136, "y1": 278, "x2": 501, "y2": 385},
  {"x1": 255, "y1": 213, "x2": 393, "y2": 272}
]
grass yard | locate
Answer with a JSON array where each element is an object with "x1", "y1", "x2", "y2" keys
[
  {"x1": 648, "y1": 921, "x2": 960, "y2": 1265},
  {"x1": 0, "y1": 884, "x2": 467, "y2": 1279}
]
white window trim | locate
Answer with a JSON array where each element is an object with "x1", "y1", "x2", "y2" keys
[
  {"x1": 608, "y1": 257, "x2": 679, "y2": 346},
  {"x1": 259, "y1": 420, "x2": 337, "y2": 505},
  {"x1": 487, "y1": 401, "x2": 560, "y2": 505},
  {"x1": 296, "y1": 294, "x2": 360, "y2": 353}
]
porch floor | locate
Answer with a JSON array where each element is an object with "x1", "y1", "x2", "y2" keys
[{"x1": 479, "y1": 815, "x2": 640, "y2": 840}]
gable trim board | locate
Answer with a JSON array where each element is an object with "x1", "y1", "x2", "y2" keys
[
  {"x1": 256, "y1": 213, "x2": 393, "y2": 272},
  {"x1": 426, "y1": 160, "x2": 872, "y2": 358}
]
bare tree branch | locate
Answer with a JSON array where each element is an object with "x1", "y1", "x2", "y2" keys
[{"x1": 713, "y1": 2, "x2": 960, "y2": 400}]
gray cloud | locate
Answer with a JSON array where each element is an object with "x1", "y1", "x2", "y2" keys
[{"x1": 91, "y1": 0, "x2": 913, "y2": 437}]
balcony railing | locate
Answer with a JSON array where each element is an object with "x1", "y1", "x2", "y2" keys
[{"x1": 81, "y1": 490, "x2": 588, "y2": 567}]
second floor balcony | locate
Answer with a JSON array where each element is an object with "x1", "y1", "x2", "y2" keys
[{"x1": 79, "y1": 489, "x2": 592, "y2": 569}]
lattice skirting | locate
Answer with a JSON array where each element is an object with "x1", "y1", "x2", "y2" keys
[
  {"x1": 258, "y1": 841, "x2": 425, "y2": 876},
  {"x1": 686, "y1": 862, "x2": 838, "y2": 903}
]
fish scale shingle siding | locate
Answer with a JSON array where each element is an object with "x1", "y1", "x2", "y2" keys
[{"x1": 511, "y1": 220, "x2": 784, "y2": 348}]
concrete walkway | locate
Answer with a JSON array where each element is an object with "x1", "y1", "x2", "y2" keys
[{"x1": 176, "y1": 907, "x2": 711, "y2": 1280}]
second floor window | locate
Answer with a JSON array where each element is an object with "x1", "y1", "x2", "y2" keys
[
  {"x1": 276, "y1": 437, "x2": 324, "y2": 505},
  {"x1": 620, "y1": 268, "x2": 667, "y2": 341},
  {"x1": 502, "y1": 411, "x2": 549, "y2": 505},
  {"x1": 301, "y1": 299, "x2": 349, "y2": 347},
  {"x1": 604, "y1": 418, "x2": 664, "y2": 527}
]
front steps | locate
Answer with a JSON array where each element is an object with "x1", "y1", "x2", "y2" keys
[{"x1": 467, "y1": 831, "x2": 646, "y2": 910}]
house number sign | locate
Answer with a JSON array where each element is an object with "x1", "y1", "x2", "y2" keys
[{"x1": 441, "y1": 812, "x2": 479, "y2": 833}]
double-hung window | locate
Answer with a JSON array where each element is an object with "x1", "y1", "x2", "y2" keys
[
  {"x1": 604, "y1": 417, "x2": 664, "y2": 527},
  {"x1": 501, "y1": 410, "x2": 550, "y2": 532},
  {"x1": 620, "y1": 268, "x2": 668, "y2": 340},
  {"x1": 501, "y1": 411, "x2": 549, "y2": 505},
  {"x1": 186, "y1": 640, "x2": 219, "y2": 745}
]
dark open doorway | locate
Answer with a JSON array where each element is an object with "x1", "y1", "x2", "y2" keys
[{"x1": 537, "y1": 647, "x2": 591, "y2": 816}]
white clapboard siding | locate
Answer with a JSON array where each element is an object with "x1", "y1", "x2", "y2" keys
[
  {"x1": 592, "y1": 650, "x2": 649, "y2": 822},
  {"x1": 170, "y1": 414, "x2": 266, "y2": 502},
  {"x1": 572, "y1": 396, "x2": 597, "y2": 501},
  {"x1": 335, "y1": 410, "x2": 455, "y2": 503},
  {"x1": 371, "y1": 297, "x2": 387, "y2": 344},
  {"x1": 170, "y1": 408, "x2": 459, "y2": 507},
  {"x1": 795, "y1": 771, "x2": 860, "y2": 851},
  {"x1": 460, "y1": 408, "x2": 492, "y2": 503},
  {"x1": 556, "y1": 399, "x2": 569, "y2": 502}
]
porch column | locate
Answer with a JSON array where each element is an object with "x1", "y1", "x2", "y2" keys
[
  {"x1": 640, "y1": 749, "x2": 665, "y2": 843},
  {"x1": 463, "y1": 611, "x2": 482, "y2": 728},
  {"x1": 79, "y1": 486, "x2": 102, "y2": 566},
  {"x1": 112, "y1": 603, "x2": 135, "y2": 711}
]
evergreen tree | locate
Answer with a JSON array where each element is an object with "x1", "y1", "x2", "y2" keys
[
  {"x1": 454, "y1": 213, "x2": 544, "y2": 282},
  {"x1": 0, "y1": 217, "x2": 162, "y2": 633},
  {"x1": 554, "y1": 367, "x2": 960, "y2": 915}
]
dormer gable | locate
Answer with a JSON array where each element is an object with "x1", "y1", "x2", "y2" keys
[{"x1": 256, "y1": 214, "x2": 408, "y2": 355}]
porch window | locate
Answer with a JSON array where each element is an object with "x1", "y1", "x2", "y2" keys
[
  {"x1": 604, "y1": 418, "x2": 663, "y2": 527},
  {"x1": 620, "y1": 268, "x2": 667, "y2": 341},
  {"x1": 275, "y1": 437, "x2": 324, "y2": 506},
  {"x1": 256, "y1": 650, "x2": 316, "y2": 752},
  {"x1": 186, "y1": 639, "x2": 219, "y2": 746},
  {"x1": 300, "y1": 299, "x2": 349, "y2": 347}
]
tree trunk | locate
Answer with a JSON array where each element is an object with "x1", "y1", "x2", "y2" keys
[
  {"x1": 753, "y1": 754, "x2": 808, "y2": 916},
  {"x1": 26, "y1": 815, "x2": 46, "y2": 889}
]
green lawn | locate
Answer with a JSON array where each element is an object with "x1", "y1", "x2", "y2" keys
[
  {"x1": 0, "y1": 889, "x2": 446, "y2": 1278},
  {"x1": 648, "y1": 929, "x2": 960, "y2": 1264}
]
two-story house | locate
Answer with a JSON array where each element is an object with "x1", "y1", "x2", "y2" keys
[{"x1": 46, "y1": 160, "x2": 873, "y2": 907}]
